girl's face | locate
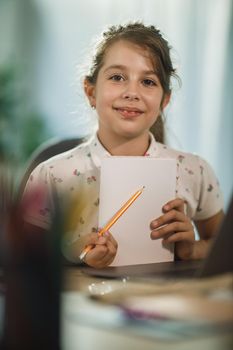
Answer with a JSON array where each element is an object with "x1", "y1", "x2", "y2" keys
[{"x1": 85, "y1": 40, "x2": 170, "y2": 143}]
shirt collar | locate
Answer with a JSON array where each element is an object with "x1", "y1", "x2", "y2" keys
[
  {"x1": 88, "y1": 134, "x2": 111, "y2": 168},
  {"x1": 144, "y1": 132, "x2": 159, "y2": 157},
  {"x1": 88, "y1": 132, "x2": 160, "y2": 168}
]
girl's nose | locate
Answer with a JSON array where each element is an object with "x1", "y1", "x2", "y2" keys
[
  {"x1": 122, "y1": 92, "x2": 139, "y2": 101},
  {"x1": 122, "y1": 83, "x2": 140, "y2": 101}
]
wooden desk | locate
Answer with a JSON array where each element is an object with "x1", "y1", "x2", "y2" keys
[{"x1": 61, "y1": 267, "x2": 233, "y2": 350}]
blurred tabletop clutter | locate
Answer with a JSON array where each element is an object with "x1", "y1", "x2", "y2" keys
[{"x1": 61, "y1": 267, "x2": 233, "y2": 350}]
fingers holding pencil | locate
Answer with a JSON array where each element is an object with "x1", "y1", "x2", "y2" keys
[{"x1": 81, "y1": 231, "x2": 117, "y2": 268}]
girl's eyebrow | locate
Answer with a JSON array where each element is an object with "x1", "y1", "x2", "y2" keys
[
  {"x1": 103, "y1": 64, "x2": 126, "y2": 73},
  {"x1": 103, "y1": 65, "x2": 157, "y2": 76}
]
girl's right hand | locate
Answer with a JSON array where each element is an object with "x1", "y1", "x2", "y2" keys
[{"x1": 83, "y1": 231, "x2": 118, "y2": 268}]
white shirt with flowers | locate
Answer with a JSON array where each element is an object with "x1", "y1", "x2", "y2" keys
[{"x1": 24, "y1": 133, "x2": 223, "y2": 261}]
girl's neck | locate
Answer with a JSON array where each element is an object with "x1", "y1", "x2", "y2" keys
[{"x1": 97, "y1": 132, "x2": 150, "y2": 156}]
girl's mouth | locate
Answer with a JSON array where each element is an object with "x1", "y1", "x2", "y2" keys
[{"x1": 114, "y1": 107, "x2": 143, "y2": 118}]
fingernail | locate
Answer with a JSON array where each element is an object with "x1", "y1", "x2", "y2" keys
[
  {"x1": 152, "y1": 220, "x2": 158, "y2": 227},
  {"x1": 98, "y1": 237, "x2": 106, "y2": 244},
  {"x1": 103, "y1": 230, "x2": 110, "y2": 236},
  {"x1": 151, "y1": 231, "x2": 159, "y2": 239},
  {"x1": 163, "y1": 204, "x2": 169, "y2": 211}
]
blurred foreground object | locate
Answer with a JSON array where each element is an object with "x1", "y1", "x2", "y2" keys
[{"x1": 0, "y1": 166, "x2": 62, "y2": 350}]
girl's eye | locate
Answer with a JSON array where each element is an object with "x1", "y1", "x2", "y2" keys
[
  {"x1": 142, "y1": 79, "x2": 157, "y2": 87},
  {"x1": 109, "y1": 74, "x2": 124, "y2": 82}
]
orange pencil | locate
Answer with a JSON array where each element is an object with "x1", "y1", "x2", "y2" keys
[{"x1": 79, "y1": 186, "x2": 144, "y2": 261}]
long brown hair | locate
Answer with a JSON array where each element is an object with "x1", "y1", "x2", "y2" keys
[{"x1": 85, "y1": 22, "x2": 179, "y2": 143}]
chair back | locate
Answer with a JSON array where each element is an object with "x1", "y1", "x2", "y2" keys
[{"x1": 18, "y1": 137, "x2": 83, "y2": 198}]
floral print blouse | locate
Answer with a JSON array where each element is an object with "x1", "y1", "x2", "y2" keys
[{"x1": 23, "y1": 133, "x2": 223, "y2": 262}]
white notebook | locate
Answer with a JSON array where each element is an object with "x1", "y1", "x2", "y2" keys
[{"x1": 99, "y1": 157, "x2": 176, "y2": 266}]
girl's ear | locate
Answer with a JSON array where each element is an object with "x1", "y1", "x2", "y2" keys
[
  {"x1": 161, "y1": 93, "x2": 171, "y2": 111},
  {"x1": 84, "y1": 78, "x2": 96, "y2": 108}
]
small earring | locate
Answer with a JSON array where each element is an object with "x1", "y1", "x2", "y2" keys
[{"x1": 91, "y1": 105, "x2": 96, "y2": 110}]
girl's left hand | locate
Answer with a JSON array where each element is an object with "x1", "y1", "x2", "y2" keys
[{"x1": 150, "y1": 198, "x2": 195, "y2": 260}]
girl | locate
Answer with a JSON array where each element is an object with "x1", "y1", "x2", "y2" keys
[{"x1": 23, "y1": 22, "x2": 224, "y2": 268}]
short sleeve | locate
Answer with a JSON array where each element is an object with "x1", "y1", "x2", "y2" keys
[
  {"x1": 22, "y1": 163, "x2": 54, "y2": 229},
  {"x1": 193, "y1": 156, "x2": 224, "y2": 221}
]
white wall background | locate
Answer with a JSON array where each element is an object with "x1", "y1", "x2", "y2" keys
[{"x1": 0, "y1": 0, "x2": 232, "y2": 206}]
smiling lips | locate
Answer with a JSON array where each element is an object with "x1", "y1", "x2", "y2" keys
[{"x1": 114, "y1": 106, "x2": 143, "y2": 118}]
